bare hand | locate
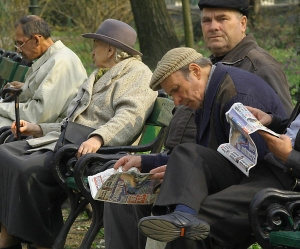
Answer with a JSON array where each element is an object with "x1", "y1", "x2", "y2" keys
[
  {"x1": 246, "y1": 106, "x2": 272, "y2": 126},
  {"x1": 113, "y1": 155, "x2": 142, "y2": 171},
  {"x1": 258, "y1": 131, "x2": 292, "y2": 162},
  {"x1": 11, "y1": 120, "x2": 43, "y2": 137},
  {"x1": 4, "y1": 81, "x2": 24, "y2": 89},
  {"x1": 76, "y1": 135, "x2": 103, "y2": 159},
  {"x1": 150, "y1": 165, "x2": 167, "y2": 182}
]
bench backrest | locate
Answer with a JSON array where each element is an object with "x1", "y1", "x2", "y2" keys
[
  {"x1": 0, "y1": 57, "x2": 19, "y2": 84},
  {"x1": 11, "y1": 64, "x2": 29, "y2": 82},
  {"x1": 139, "y1": 96, "x2": 174, "y2": 147}
]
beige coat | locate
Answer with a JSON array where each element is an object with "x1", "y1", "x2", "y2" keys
[
  {"x1": 0, "y1": 40, "x2": 87, "y2": 126},
  {"x1": 27, "y1": 57, "x2": 157, "y2": 151}
]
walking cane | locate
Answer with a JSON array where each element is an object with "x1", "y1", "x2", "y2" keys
[{"x1": 1, "y1": 88, "x2": 23, "y2": 140}]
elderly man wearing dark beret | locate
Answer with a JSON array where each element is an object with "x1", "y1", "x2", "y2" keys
[
  {"x1": 198, "y1": 0, "x2": 292, "y2": 115},
  {"x1": 165, "y1": 0, "x2": 293, "y2": 163}
]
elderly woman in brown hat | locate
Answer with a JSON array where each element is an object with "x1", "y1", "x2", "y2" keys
[{"x1": 0, "y1": 19, "x2": 157, "y2": 249}]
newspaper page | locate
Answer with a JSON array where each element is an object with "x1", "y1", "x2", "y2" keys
[
  {"x1": 217, "y1": 102, "x2": 280, "y2": 176},
  {"x1": 88, "y1": 167, "x2": 161, "y2": 204}
]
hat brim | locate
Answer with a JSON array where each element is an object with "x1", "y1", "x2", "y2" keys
[{"x1": 82, "y1": 33, "x2": 142, "y2": 56}]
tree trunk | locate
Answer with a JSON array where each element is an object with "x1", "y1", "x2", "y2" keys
[
  {"x1": 253, "y1": 0, "x2": 261, "y2": 14},
  {"x1": 182, "y1": 0, "x2": 194, "y2": 48},
  {"x1": 129, "y1": 0, "x2": 179, "y2": 70}
]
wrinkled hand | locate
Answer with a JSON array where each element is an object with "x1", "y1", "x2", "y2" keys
[
  {"x1": 11, "y1": 120, "x2": 43, "y2": 137},
  {"x1": 258, "y1": 131, "x2": 292, "y2": 162},
  {"x1": 113, "y1": 155, "x2": 142, "y2": 172},
  {"x1": 150, "y1": 165, "x2": 167, "y2": 182},
  {"x1": 4, "y1": 81, "x2": 24, "y2": 89},
  {"x1": 246, "y1": 106, "x2": 272, "y2": 126},
  {"x1": 76, "y1": 135, "x2": 103, "y2": 159}
]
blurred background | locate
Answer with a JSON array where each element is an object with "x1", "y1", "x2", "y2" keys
[{"x1": 1, "y1": 0, "x2": 299, "y2": 103}]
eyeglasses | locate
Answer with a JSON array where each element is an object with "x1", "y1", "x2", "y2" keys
[{"x1": 14, "y1": 37, "x2": 32, "y2": 52}]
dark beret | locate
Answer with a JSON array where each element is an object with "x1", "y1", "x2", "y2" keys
[{"x1": 198, "y1": 0, "x2": 249, "y2": 17}]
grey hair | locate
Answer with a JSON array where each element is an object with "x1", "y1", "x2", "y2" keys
[
  {"x1": 179, "y1": 57, "x2": 212, "y2": 79},
  {"x1": 114, "y1": 48, "x2": 142, "y2": 62},
  {"x1": 15, "y1": 15, "x2": 51, "y2": 39}
]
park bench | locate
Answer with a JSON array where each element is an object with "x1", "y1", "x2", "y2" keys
[
  {"x1": 248, "y1": 98, "x2": 300, "y2": 249},
  {"x1": 51, "y1": 94, "x2": 174, "y2": 249},
  {"x1": 0, "y1": 49, "x2": 30, "y2": 90},
  {"x1": 249, "y1": 187, "x2": 300, "y2": 249}
]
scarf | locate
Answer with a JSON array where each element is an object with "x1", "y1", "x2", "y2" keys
[{"x1": 94, "y1": 68, "x2": 109, "y2": 83}]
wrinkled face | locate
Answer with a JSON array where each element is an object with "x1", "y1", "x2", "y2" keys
[
  {"x1": 14, "y1": 24, "x2": 37, "y2": 61},
  {"x1": 201, "y1": 8, "x2": 247, "y2": 57},
  {"x1": 92, "y1": 40, "x2": 111, "y2": 68},
  {"x1": 160, "y1": 67, "x2": 207, "y2": 110}
]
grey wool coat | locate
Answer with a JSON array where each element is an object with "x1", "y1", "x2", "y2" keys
[{"x1": 27, "y1": 57, "x2": 157, "y2": 151}]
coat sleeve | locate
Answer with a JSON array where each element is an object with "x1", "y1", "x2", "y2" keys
[
  {"x1": 285, "y1": 150, "x2": 300, "y2": 178},
  {"x1": 267, "y1": 115, "x2": 290, "y2": 134},
  {"x1": 255, "y1": 64, "x2": 293, "y2": 116}
]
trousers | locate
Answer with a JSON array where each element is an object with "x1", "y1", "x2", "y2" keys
[{"x1": 153, "y1": 143, "x2": 294, "y2": 248}]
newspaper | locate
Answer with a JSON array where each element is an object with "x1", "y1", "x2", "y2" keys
[
  {"x1": 217, "y1": 102, "x2": 280, "y2": 176},
  {"x1": 88, "y1": 166, "x2": 161, "y2": 204}
]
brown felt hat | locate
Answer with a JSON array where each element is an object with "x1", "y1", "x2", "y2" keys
[
  {"x1": 198, "y1": 0, "x2": 249, "y2": 17},
  {"x1": 150, "y1": 47, "x2": 203, "y2": 91},
  {"x1": 82, "y1": 19, "x2": 142, "y2": 56}
]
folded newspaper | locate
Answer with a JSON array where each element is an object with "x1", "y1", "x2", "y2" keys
[
  {"x1": 217, "y1": 102, "x2": 280, "y2": 176},
  {"x1": 88, "y1": 166, "x2": 161, "y2": 204}
]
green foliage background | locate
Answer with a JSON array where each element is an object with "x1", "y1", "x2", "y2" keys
[{"x1": 0, "y1": 0, "x2": 299, "y2": 105}]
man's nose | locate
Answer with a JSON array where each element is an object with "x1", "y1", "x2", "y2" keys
[
  {"x1": 172, "y1": 95, "x2": 181, "y2": 106},
  {"x1": 210, "y1": 19, "x2": 219, "y2": 30}
]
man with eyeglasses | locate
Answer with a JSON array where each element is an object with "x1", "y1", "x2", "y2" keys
[{"x1": 0, "y1": 15, "x2": 87, "y2": 127}]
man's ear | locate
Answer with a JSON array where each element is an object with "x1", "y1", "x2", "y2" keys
[
  {"x1": 240, "y1": 15, "x2": 247, "y2": 32},
  {"x1": 189, "y1": 63, "x2": 201, "y2": 79},
  {"x1": 32, "y1": 35, "x2": 41, "y2": 46}
]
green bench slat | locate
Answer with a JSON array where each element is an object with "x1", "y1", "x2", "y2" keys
[
  {"x1": 0, "y1": 57, "x2": 19, "y2": 82},
  {"x1": 11, "y1": 64, "x2": 29, "y2": 82},
  {"x1": 270, "y1": 231, "x2": 300, "y2": 248},
  {"x1": 66, "y1": 176, "x2": 88, "y2": 191},
  {"x1": 146, "y1": 97, "x2": 174, "y2": 127}
]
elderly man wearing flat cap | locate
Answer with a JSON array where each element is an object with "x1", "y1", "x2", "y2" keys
[{"x1": 112, "y1": 47, "x2": 295, "y2": 249}]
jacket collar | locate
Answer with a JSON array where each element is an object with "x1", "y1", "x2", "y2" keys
[
  {"x1": 30, "y1": 40, "x2": 65, "y2": 73},
  {"x1": 210, "y1": 34, "x2": 258, "y2": 66},
  {"x1": 83, "y1": 57, "x2": 138, "y2": 93}
]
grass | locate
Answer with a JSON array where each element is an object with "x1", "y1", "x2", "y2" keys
[{"x1": 249, "y1": 243, "x2": 262, "y2": 249}]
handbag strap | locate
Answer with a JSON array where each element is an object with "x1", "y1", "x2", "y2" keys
[{"x1": 66, "y1": 98, "x2": 82, "y2": 120}]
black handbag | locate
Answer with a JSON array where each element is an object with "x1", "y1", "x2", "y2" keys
[
  {"x1": 54, "y1": 120, "x2": 95, "y2": 152},
  {"x1": 54, "y1": 98, "x2": 95, "y2": 152}
]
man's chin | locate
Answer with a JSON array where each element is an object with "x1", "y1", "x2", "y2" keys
[{"x1": 208, "y1": 45, "x2": 227, "y2": 57}]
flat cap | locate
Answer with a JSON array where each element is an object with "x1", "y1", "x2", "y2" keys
[
  {"x1": 150, "y1": 47, "x2": 203, "y2": 91},
  {"x1": 198, "y1": 0, "x2": 249, "y2": 17}
]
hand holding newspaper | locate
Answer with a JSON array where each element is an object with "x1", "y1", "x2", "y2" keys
[
  {"x1": 217, "y1": 102, "x2": 280, "y2": 176},
  {"x1": 88, "y1": 166, "x2": 161, "y2": 204}
]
